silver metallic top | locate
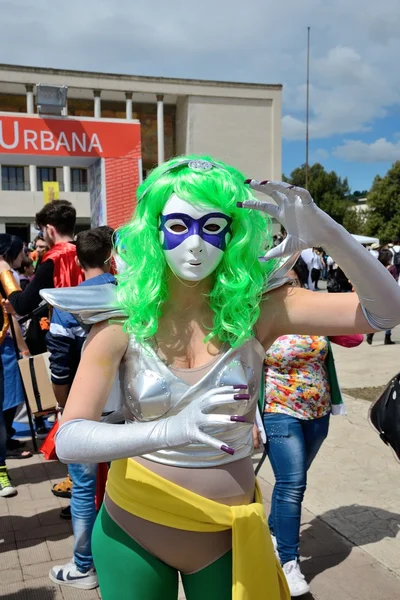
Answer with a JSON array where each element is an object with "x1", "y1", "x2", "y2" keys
[
  {"x1": 119, "y1": 336, "x2": 265, "y2": 467},
  {"x1": 40, "y1": 253, "x2": 298, "y2": 467}
]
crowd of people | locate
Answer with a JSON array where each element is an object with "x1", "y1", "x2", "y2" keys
[{"x1": 0, "y1": 156, "x2": 400, "y2": 600}]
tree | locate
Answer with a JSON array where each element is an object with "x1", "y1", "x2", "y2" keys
[
  {"x1": 284, "y1": 163, "x2": 354, "y2": 226},
  {"x1": 342, "y1": 206, "x2": 367, "y2": 235},
  {"x1": 348, "y1": 189, "x2": 369, "y2": 201},
  {"x1": 364, "y1": 161, "x2": 400, "y2": 243}
]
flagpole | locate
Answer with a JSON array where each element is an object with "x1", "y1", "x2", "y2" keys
[{"x1": 305, "y1": 26, "x2": 310, "y2": 190}]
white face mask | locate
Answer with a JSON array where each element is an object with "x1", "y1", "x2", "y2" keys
[{"x1": 159, "y1": 194, "x2": 232, "y2": 281}]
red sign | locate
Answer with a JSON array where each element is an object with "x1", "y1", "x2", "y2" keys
[{"x1": 0, "y1": 114, "x2": 141, "y2": 158}]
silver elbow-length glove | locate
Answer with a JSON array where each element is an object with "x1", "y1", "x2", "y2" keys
[
  {"x1": 240, "y1": 180, "x2": 400, "y2": 331},
  {"x1": 55, "y1": 385, "x2": 250, "y2": 463}
]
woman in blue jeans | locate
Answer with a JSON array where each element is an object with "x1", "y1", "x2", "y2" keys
[{"x1": 262, "y1": 267, "x2": 363, "y2": 597}]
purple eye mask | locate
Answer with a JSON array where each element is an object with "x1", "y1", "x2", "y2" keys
[{"x1": 159, "y1": 212, "x2": 233, "y2": 251}]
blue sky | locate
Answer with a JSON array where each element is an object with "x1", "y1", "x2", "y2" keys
[
  {"x1": 283, "y1": 109, "x2": 400, "y2": 192},
  {"x1": 1, "y1": 0, "x2": 399, "y2": 194}
]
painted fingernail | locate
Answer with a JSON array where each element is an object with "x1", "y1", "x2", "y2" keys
[
  {"x1": 258, "y1": 257, "x2": 268, "y2": 262},
  {"x1": 231, "y1": 415, "x2": 247, "y2": 423},
  {"x1": 234, "y1": 394, "x2": 250, "y2": 400},
  {"x1": 244, "y1": 179, "x2": 252, "y2": 184},
  {"x1": 221, "y1": 445, "x2": 235, "y2": 455},
  {"x1": 234, "y1": 384, "x2": 248, "y2": 390},
  {"x1": 236, "y1": 201, "x2": 244, "y2": 208},
  {"x1": 260, "y1": 180, "x2": 269, "y2": 184}
]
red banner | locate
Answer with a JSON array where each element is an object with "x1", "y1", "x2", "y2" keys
[{"x1": 0, "y1": 114, "x2": 141, "y2": 159}]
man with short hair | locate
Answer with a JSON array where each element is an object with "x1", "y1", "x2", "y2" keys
[{"x1": 0, "y1": 200, "x2": 83, "y2": 315}]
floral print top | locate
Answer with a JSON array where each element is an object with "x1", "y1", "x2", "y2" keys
[{"x1": 264, "y1": 335, "x2": 331, "y2": 420}]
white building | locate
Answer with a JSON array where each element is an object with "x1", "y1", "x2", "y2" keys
[{"x1": 0, "y1": 63, "x2": 282, "y2": 240}]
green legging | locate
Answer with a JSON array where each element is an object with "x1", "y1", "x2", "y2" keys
[{"x1": 92, "y1": 505, "x2": 233, "y2": 600}]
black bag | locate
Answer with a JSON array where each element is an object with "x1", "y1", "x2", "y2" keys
[
  {"x1": 369, "y1": 373, "x2": 400, "y2": 462},
  {"x1": 327, "y1": 270, "x2": 340, "y2": 293}
]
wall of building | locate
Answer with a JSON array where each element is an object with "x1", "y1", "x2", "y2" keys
[
  {"x1": 183, "y1": 95, "x2": 281, "y2": 181},
  {"x1": 0, "y1": 190, "x2": 90, "y2": 219}
]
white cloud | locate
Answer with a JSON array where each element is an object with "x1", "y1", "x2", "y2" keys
[
  {"x1": 333, "y1": 138, "x2": 400, "y2": 162},
  {"x1": 0, "y1": 0, "x2": 399, "y2": 143},
  {"x1": 313, "y1": 149, "x2": 329, "y2": 161}
]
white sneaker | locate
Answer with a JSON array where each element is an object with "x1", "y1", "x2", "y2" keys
[
  {"x1": 49, "y1": 560, "x2": 98, "y2": 590},
  {"x1": 282, "y1": 560, "x2": 310, "y2": 597},
  {"x1": 271, "y1": 534, "x2": 280, "y2": 560}
]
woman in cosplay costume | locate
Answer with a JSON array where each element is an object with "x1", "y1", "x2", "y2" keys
[{"x1": 40, "y1": 156, "x2": 400, "y2": 600}]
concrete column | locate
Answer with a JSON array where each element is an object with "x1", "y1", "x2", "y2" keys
[
  {"x1": 62, "y1": 99, "x2": 68, "y2": 117},
  {"x1": 63, "y1": 166, "x2": 71, "y2": 193},
  {"x1": 26, "y1": 85, "x2": 36, "y2": 192},
  {"x1": 62, "y1": 101, "x2": 71, "y2": 190},
  {"x1": 26, "y1": 84, "x2": 34, "y2": 114},
  {"x1": 93, "y1": 90, "x2": 101, "y2": 118},
  {"x1": 0, "y1": 222, "x2": 6, "y2": 234},
  {"x1": 125, "y1": 92, "x2": 133, "y2": 120},
  {"x1": 29, "y1": 165, "x2": 37, "y2": 192},
  {"x1": 157, "y1": 94, "x2": 165, "y2": 165}
]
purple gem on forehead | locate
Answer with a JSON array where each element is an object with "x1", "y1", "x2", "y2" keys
[{"x1": 159, "y1": 212, "x2": 232, "y2": 251}]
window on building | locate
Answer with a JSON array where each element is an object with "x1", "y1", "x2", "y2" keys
[
  {"x1": 1, "y1": 166, "x2": 26, "y2": 191},
  {"x1": 71, "y1": 168, "x2": 88, "y2": 192},
  {"x1": 37, "y1": 167, "x2": 57, "y2": 191}
]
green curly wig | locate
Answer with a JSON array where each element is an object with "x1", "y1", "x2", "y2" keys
[{"x1": 116, "y1": 155, "x2": 275, "y2": 348}]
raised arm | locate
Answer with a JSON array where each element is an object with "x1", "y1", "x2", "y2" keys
[
  {"x1": 56, "y1": 321, "x2": 247, "y2": 463},
  {"x1": 241, "y1": 181, "x2": 400, "y2": 343}
]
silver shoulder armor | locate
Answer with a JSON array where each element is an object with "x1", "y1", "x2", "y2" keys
[
  {"x1": 264, "y1": 252, "x2": 300, "y2": 292},
  {"x1": 40, "y1": 284, "x2": 126, "y2": 324}
]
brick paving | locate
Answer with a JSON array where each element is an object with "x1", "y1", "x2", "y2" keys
[
  {"x1": 1, "y1": 335, "x2": 400, "y2": 598},
  {"x1": 1, "y1": 448, "x2": 399, "y2": 599}
]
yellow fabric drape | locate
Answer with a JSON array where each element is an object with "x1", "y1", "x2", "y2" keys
[{"x1": 106, "y1": 458, "x2": 289, "y2": 600}]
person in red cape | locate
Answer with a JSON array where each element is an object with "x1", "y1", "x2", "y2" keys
[{"x1": 0, "y1": 200, "x2": 83, "y2": 495}]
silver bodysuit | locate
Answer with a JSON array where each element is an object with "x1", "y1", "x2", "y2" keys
[{"x1": 120, "y1": 336, "x2": 265, "y2": 467}]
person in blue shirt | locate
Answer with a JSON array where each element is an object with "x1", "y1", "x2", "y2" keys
[{"x1": 47, "y1": 226, "x2": 119, "y2": 591}]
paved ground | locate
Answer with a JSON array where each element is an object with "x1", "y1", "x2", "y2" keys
[{"x1": 1, "y1": 333, "x2": 400, "y2": 599}]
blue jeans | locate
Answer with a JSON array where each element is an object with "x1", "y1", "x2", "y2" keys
[
  {"x1": 263, "y1": 412, "x2": 330, "y2": 565},
  {"x1": 69, "y1": 462, "x2": 98, "y2": 572}
]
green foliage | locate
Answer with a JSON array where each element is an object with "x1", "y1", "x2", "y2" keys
[
  {"x1": 285, "y1": 163, "x2": 355, "y2": 227},
  {"x1": 342, "y1": 207, "x2": 367, "y2": 235},
  {"x1": 364, "y1": 161, "x2": 400, "y2": 244}
]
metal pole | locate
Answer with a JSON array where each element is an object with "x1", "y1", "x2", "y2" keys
[{"x1": 306, "y1": 26, "x2": 310, "y2": 190}]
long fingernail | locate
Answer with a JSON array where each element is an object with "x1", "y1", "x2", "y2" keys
[
  {"x1": 234, "y1": 384, "x2": 248, "y2": 390},
  {"x1": 234, "y1": 394, "x2": 250, "y2": 400},
  {"x1": 244, "y1": 179, "x2": 251, "y2": 184},
  {"x1": 231, "y1": 415, "x2": 247, "y2": 423},
  {"x1": 236, "y1": 201, "x2": 243, "y2": 208},
  {"x1": 260, "y1": 180, "x2": 269, "y2": 184},
  {"x1": 258, "y1": 257, "x2": 268, "y2": 262},
  {"x1": 221, "y1": 445, "x2": 235, "y2": 455}
]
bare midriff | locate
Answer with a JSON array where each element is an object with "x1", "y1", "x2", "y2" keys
[{"x1": 105, "y1": 359, "x2": 256, "y2": 574}]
